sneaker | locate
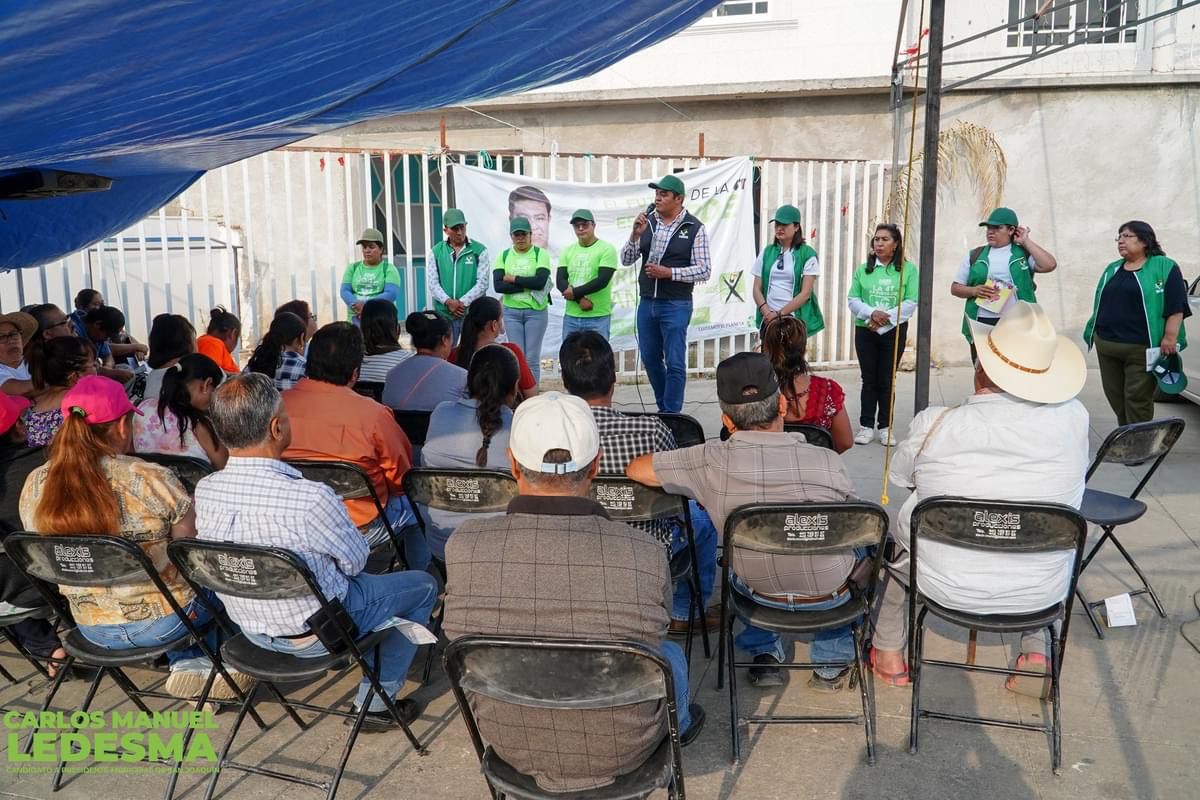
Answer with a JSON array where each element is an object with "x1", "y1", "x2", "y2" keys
[
  {"x1": 348, "y1": 697, "x2": 423, "y2": 733},
  {"x1": 208, "y1": 669, "x2": 254, "y2": 701},
  {"x1": 807, "y1": 667, "x2": 850, "y2": 693},
  {"x1": 747, "y1": 654, "x2": 785, "y2": 687},
  {"x1": 854, "y1": 426, "x2": 875, "y2": 445},
  {"x1": 164, "y1": 669, "x2": 210, "y2": 700},
  {"x1": 878, "y1": 427, "x2": 896, "y2": 446}
]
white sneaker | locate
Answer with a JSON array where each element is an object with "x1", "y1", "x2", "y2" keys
[
  {"x1": 878, "y1": 427, "x2": 896, "y2": 446},
  {"x1": 854, "y1": 426, "x2": 875, "y2": 445}
]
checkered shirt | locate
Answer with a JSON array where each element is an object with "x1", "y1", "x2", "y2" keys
[
  {"x1": 619, "y1": 208, "x2": 712, "y2": 283},
  {"x1": 592, "y1": 406, "x2": 677, "y2": 546},
  {"x1": 193, "y1": 457, "x2": 368, "y2": 636},
  {"x1": 274, "y1": 351, "x2": 306, "y2": 391}
]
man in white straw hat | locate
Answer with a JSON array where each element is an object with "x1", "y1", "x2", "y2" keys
[{"x1": 869, "y1": 302, "x2": 1088, "y2": 695}]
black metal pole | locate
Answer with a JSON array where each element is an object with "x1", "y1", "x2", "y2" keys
[{"x1": 914, "y1": 0, "x2": 945, "y2": 414}]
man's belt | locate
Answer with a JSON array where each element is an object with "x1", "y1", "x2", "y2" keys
[{"x1": 751, "y1": 581, "x2": 851, "y2": 606}]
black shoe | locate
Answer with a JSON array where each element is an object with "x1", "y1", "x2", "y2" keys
[
  {"x1": 747, "y1": 654, "x2": 784, "y2": 687},
  {"x1": 807, "y1": 667, "x2": 850, "y2": 693},
  {"x1": 347, "y1": 697, "x2": 422, "y2": 733},
  {"x1": 679, "y1": 703, "x2": 706, "y2": 746}
]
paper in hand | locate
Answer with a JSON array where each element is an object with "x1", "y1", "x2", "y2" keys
[{"x1": 373, "y1": 616, "x2": 438, "y2": 644}]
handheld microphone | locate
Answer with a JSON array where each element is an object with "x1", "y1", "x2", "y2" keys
[{"x1": 645, "y1": 202, "x2": 655, "y2": 216}]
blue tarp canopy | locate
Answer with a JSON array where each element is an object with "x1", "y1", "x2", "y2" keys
[{"x1": 0, "y1": 0, "x2": 718, "y2": 270}]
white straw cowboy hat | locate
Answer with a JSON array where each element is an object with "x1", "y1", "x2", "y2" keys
[{"x1": 969, "y1": 301, "x2": 1086, "y2": 404}]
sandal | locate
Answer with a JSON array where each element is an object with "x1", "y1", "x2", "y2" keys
[
  {"x1": 45, "y1": 648, "x2": 69, "y2": 681},
  {"x1": 868, "y1": 646, "x2": 910, "y2": 687},
  {"x1": 1005, "y1": 652, "x2": 1050, "y2": 699}
]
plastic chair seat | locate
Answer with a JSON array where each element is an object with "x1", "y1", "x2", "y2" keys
[
  {"x1": 922, "y1": 598, "x2": 1065, "y2": 634},
  {"x1": 481, "y1": 737, "x2": 674, "y2": 800},
  {"x1": 1080, "y1": 489, "x2": 1146, "y2": 527},
  {"x1": 62, "y1": 627, "x2": 191, "y2": 666},
  {"x1": 730, "y1": 589, "x2": 866, "y2": 634},
  {"x1": 220, "y1": 630, "x2": 385, "y2": 683}
]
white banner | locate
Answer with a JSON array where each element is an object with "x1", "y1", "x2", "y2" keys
[{"x1": 452, "y1": 157, "x2": 757, "y2": 358}]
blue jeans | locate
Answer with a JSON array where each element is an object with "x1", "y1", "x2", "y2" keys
[
  {"x1": 502, "y1": 307, "x2": 548, "y2": 383},
  {"x1": 660, "y1": 640, "x2": 692, "y2": 731},
  {"x1": 364, "y1": 495, "x2": 430, "y2": 571},
  {"x1": 244, "y1": 570, "x2": 438, "y2": 711},
  {"x1": 636, "y1": 298, "x2": 691, "y2": 413},
  {"x1": 449, "y1": 317, "x2": 464, "y2": 346},
  {"x1": 669, "y1": 501, "x2": 718, "y2": 622},
  {"x1": 76, "y1": 592, "x2": 219, "y2": 666},
  {"x1": 731, "y1": 575, "x2": 855, "y2": 680},
  {"x1": 561, "y1": 313, "x2": 611, "y2": 340}
]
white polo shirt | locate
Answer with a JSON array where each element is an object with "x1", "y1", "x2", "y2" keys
[{"x1": 755, "y1": 249, "x2": 820, "y2": 312}]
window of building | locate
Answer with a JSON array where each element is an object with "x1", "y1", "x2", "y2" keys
[
  {"x1": 1007, "y1": 0, "x2": 1138, "y2": 48},
  {"x1": 703, "y1": 1, "x2": 769, "y2": 19}
]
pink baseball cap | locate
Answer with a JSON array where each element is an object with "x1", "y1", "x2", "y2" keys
[
  {"x1": 61, "y1": 375, "x2": 142, "y2": 425},
  {"x1": 0, "y1": 393, "x2": 31, "y2": 435}
]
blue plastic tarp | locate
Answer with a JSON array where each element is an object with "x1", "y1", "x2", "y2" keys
[{"x1": 0, "y1": 0, "x2": 718, "y2": 270}]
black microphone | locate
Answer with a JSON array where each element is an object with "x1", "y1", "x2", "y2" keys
[{"x1": 644, "y1": 202, "x2": 655, "y2": 218}]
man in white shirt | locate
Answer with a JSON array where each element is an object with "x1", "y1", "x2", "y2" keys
[
  {"x1": 0, "y1": 312, "x2": 37, "y2": 398},
  {"x1": 870, "y1": 302, "x2": 1088, "y2": 697}
]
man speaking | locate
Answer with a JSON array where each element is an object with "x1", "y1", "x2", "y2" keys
[{"x1": 620, "y1": 175, "x2": 712, "y2": 413}]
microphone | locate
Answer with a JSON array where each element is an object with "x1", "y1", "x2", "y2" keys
[{"x1": 645, "y1": 202, "x2": 655, "y2": 217}]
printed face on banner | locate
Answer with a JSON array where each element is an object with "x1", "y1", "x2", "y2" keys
[{"x1": 455, "y1": 158, "x2": 757, "y2": 358}]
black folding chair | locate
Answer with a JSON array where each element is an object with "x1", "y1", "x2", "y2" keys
[
  {"x1": 444, "y1": 635, "x2": 686, "y2": 800},
  {"x1": 403, "y1": 468, "x2": 518, "y2": 681},
  {"x1": 393, "y1": 409, "x2": 433, "y2": 448},
  {"x1": 907, "y1": 497, "x2": 1088, "y2": 773},
  {"x1": 1075, "y1": 418, "x2": 1186, "y2": 638},
  {"x1": 133, "y1": 452, "x2": 215, "y2": 494},
  {"x1": 625, "y1": 411, "x2": 706, "y2": 448},
  {"x1": 715, "y1": 501, "x2": 888, "y2": 765},
  {"x1": 718, "y1": 422, "x2": 835, "y2": 450},
  {"x1": 588, "y1": 476, "x2": 711, "y2": 663},
  {"x1": 351, "y1": 380, "x2": 384, "y2": 402},
  {"x1": 5, "y1": 532, "x2": 259, "y2": 799},
  {"x1": 0, "y1": 603, "x2": 55, "y2": 682},
  {"x1": 168, "y1": 539, "x2": 426, "y2": 800},
  {"x1": 285, "y1": 459, "x2": 407, "y2": 571}
]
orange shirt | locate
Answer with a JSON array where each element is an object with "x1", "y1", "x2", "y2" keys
[
  {"x1": 196, "y1": 334, "x2": 239, "y2": 372},
  {"x1": 281, "y1": 378, "x2": 412, "y2": 527}
]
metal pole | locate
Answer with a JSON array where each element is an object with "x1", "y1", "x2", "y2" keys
[{"x1": 914, "y1": 0, "x2": 945, "y2": 414}]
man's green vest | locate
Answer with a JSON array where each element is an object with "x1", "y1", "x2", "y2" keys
[
  {"x1": 961, "y1": 243, "x2": 1037, "y2": 342},
  {"x1": 1083, "y1": 255, "x2": 1188, "y2": 351},
  {"x1": 756, "y1": 242, "x2": 825, "y2": 335},
  {"x1": 431, "y1": 239, "x2": 486, "y2": 316}
]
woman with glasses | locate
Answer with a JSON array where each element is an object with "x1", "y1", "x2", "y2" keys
[
  {"x1": 751, "y1": 205, "x2": 824, "y2": 339},
  {"x1": 1083, "y1": 221, "x2": 1191, "y2": 425}
]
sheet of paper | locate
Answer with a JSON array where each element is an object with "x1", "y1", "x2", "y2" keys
[
  {"x1": 977, "y1": 280, "x2": 1013, "y2": 315},
  {"x1": 1104, "y1": 593, "x2": 1137, "y2": 627},
  {"x1": 372, "y1": 616, "x2": 438, "y2": 645},
  {"x1": 1145, "y1": 346, "x2": 1162, "y2": 372}
]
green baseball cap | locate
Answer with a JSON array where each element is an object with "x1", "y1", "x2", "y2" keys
[
  {"x1": 649, "y1": 174, "x2": 685, "y2": 196},
  {"x1": 356, "y1": 228, "x2": 385, "y2": 245},
  {"x1": 442, "y1": 208, "x2": 467, "y2": 228},
  {"x1": 770, "y1": 204, "x2": 802, "y2": 225},
  {"x1": 510, "y1": 216, "x2": 532, "y2": 234},
  {"x1": 569, "y1": 209, "x2": 594, "y2": 224},
  {"x1": 980, "y1": 207, "x2": 1018, "y2": 227},
  {"x1": 1153, "y1": 352, "x2": 1188, "y2": 395}
]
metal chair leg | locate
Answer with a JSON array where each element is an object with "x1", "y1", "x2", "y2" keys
[
  {"x1": 727, "y1": 614, "x2": 741, "y2": 766},
  {"x1": 52, "y1": 666, "x2": 106, "y2": 790},
  {"x1": 908, "y1": 608, "x2": 927, "y2": 755},
  {"x1": 22, "y1": 654, "x2": 73, "y2": 755},
  {"x1": 204, "y1": 681, "x2": 260, "y2": 800},
  {"x1": 716, "y1": 580, "x2": 728, "y2": 690},
  {"x1": 1049, "y1": 624, "x2": 1063, "y2": 775},
  {"x1": 854, "y1": 623, "x2": 876, "y2": 766},
  {"x1": 163, "y1": 667, "x2": 219, "y2": 800},
  {"x1": 1109, "y1": 533, "x2": 1167, "y2": 618},
  {"x1": 1075, "y1": 587, "x2": 1106, "y2": 639}
]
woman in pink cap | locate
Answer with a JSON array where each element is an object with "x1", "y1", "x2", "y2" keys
[{"x1": 18, "y1": 375, "x2": 248, "y2": 699}]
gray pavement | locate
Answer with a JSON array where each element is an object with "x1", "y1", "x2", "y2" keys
[{"x1": 3, "y1": 364, "x2": 1200, "y2": 799}]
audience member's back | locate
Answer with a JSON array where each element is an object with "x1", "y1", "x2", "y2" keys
[{"x1": 382, "y1": 310, "x2": 465, "y2": 411}]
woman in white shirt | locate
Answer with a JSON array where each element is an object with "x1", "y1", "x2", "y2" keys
[
  {"x1": 358, "y1": 299, "x2": 412, "y2": 383},
  {"x1": 751, "y1": 205, "x2": 824, "y2": 339}
]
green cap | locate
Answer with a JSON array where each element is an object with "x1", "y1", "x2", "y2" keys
[
  {"x1": 509, "y1": 216, "x2": 532, "y2": 234},
  {"x1": 442, "y1": 208, "x2": 467, "y2": 228},
  {"x1": 980, "y1": 207, "x2": 1018, "y2": 227},
  {"x1": 356, "y1": 228, "x2": 384, "y2": 245},
  {"x1": 649, "y1": 174, "x2": 685, "y2": 196},
  {"x1": 569, "y1": 209, "x2": 594, "y2": 224},
  {"x1": 1153, "y1": 352, "x2": 1188, "y2": 395},
  {"x1": 770, "y1": 204, "x2": 802, "y2": 225}
]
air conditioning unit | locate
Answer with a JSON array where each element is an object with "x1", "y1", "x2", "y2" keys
[{"x1": 0, "y1": 169, "x2": 113, "y2": 199}]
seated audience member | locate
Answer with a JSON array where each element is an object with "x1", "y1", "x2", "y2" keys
[
  {"x1": 70, "y1": 289, "x2": 103, "y2": 329},
  {"x1": 275, "y1": 299, "x2": 319, "y2": 341},
  {"x1": 282, "y1": 323, "x2": 427, "y2": 568},
  {"x1": 0, "y1": 312, "x2": 38, "y2": 398},
  {"x1": 196, "y1": 307, "x2": 241, "y2": 373},
  {"x1": 79, "y1": 306, "x2": 135, "y2": 381},
  {"x1": 26, "y1": 304, "x2": 75, "y2": 346},
  {"x1": 760, "y1": 316, "x2": 854, "y2": 452},
  {"x1": 134, "y1": 354, "x2": 228, "y2": 467},
  {"x1": 628, "y1": 352, "x2": 860, "y2": 690},
  {"x1": 450, "y1": 297, "x2": 537, "y2": 400},
  {"x1": 381, "y1": 311, "x2": 467, "y2": 412},
  {"x1": 24, "y1": 337, "x2": 97, "y2": 447},
  {"x1": 196, "y1": 373, "x2": 437, "y2": 727},
  {"x1": 870, "y1": 302, "x2": 1088, "y2": 693},
  {"x1": 69, "y1": 291, "x2": 147, "y2": 364},
  {"x1": 18, "y1": 375, "x2": 247, "y2": 698},
  {"x1": 444, "y1": 392, "x2": 704, "y2": 792},
  {"x1": 0, "y1": 394, "x2": 67, "y2": 676},
  {"x1": 139, "y1": 313, "x2": 198, "y2": 403},
  {"x1": 357, "y1": 299, "x2": 413, "y2": 383},
  {"x1": 246, "y1": 312, "x2": 308, "y2": 391},
  {"x1": 419, "y1": 344, "x2": 519, "y2": 562},
  {"x1": 559, "y1": 331, "x2": 719, "y2": 635}
]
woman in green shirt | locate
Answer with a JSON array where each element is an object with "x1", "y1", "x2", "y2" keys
[
  {"x1": 493, "y1": 216, "x2": 551, "y2": 383},
  {"x1": 846, "y1": 224, "x2": 919, "y2": 446},
  {"x1": 340, "y1": 228, "x2": 401, "y2": 325}
]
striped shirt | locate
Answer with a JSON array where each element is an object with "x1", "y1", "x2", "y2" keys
[{"x1": 619, "y1": 208, "x2": 712, "y2": 284}]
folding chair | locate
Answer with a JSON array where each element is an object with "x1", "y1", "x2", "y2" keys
[
  {"x1": 285, "y1": 459, "x2": 408, "y2": 571},
  {"x1": 403, "y1": 467, "x2": 518, "y2": 681},
  {"x1": 906, "y1": 497, "x2": 1088, "y2": 773},
  {"x1": 0, "y1": 604, "x2": 55, "y2": 682},
  {"x1": 718, "y1": 422, "x2": 835, "y2": 450},
  {"x1": 168, "y1": 539, "x2": 426, "y2": 800},
  {"x1": 5, "y1": 532, "x2": 259, "y2": 799},
  {"x1": 716, "y1": 501, "x2": 888, "y2": 765},
  {"x1": 393, "y1": 409, "x2": 433, "y2": 448},
  {"x1": 351, "y1": 380, "x2": 384, "y2": 402},
  {"x1": 625, "y1": 411, "x2": 706, "y2": 448},
  {"x1": 444, "y1": 635, "x2": 686, "y2": 800},
  {"x1": 134, "y1": 452, "x2": 215, "y2": 494},
  {"x1": 588, "y1": 476, "x2": 711, "y2": 663},
  {"x1": 1075, "y1": 418, "x2": 1186, "y2": 638}
]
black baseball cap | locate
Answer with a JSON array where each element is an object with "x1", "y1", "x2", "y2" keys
[{"x1": 716, "y1": 352, "x2": 779, "y2": 404}]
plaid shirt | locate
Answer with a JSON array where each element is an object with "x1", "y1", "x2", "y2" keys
[
  {"x1": 619, "y1": 208, "x2": 712, "y2": 283},
  {"x1": 274, "y1": 351, "x2": 306, "y2": 391},
  {"x1": 194, "y1": 457, "x2": 368, "y2": 636},
  {"x1": 592, "y1": 406, "x2": 677, "y2": 546}
]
